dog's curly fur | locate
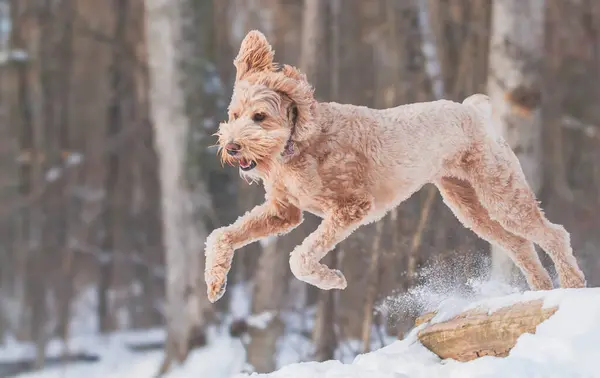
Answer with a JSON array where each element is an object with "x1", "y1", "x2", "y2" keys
[{"x1": 204, "y1": 30, "x2": 586, "y2": 303}]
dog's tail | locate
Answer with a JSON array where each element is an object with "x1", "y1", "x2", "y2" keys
[{"x1": 462, "y1": 93, "x2": 498, "y2": 139}]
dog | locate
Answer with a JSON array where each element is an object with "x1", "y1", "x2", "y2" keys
[{"x1": 203, "y1": 30, "x2": 586, "y2": 303}]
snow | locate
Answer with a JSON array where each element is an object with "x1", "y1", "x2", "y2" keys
[
  {"x1": 3, "y1": 327, "x2": 247, "y2": 378},
  {"x1": 418, "y1": 0, "x2": 444, "y2": 99},
  {"x1": 0, "y1": 328, "x2": 166, "y2": 365},
  {"x1": 258, "y1": 235, "x2": 277, "y2": 248},
  {"x1": 65, "y1": 152, "x2": 83, "y2": 166},
  {"x1": 243, "y1": 287, "x2": 600, "y2": 378},
  {"x1": 5, "y1": 277, "x2": 600, "y2": 378},
  {"x1": 0, "y1": 50, "x2": 29, "y2": 64},
  {"x1": 246, "y1": 311, "x2": 276, "y2": 330},
  {"x1": 45, "y1": 167, "x2": 61, "y2": 182}
]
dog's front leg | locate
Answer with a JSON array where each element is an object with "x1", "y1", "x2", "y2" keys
[
  {"x1": 289, "y1": 197, "x2": 372, "y2": 290},
  {"x1": 205, "y1": 201, "x2": 302, "y2": 302}
]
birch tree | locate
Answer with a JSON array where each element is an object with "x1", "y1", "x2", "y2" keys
[
  {"x1": 487, "y1": 0, "x2": 546, "y2": 283},
  {"x1": 144, "y1": 0, "x2": 213, "y2": 374}
]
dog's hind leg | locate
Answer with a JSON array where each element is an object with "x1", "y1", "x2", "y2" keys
[
  {"x1": 458, "y1": 142, "x2": 586, "y2": 288},
  {"x1": 437, "y1": 176, "x2": 553, "y2": 290},
  {"x1": 289, "y1": 195, "x2": 373, "y2": 290}
]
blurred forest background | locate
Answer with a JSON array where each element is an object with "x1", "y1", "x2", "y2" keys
[{"x1": 0, "y1": 0, "x2": 599, "y2": 376}]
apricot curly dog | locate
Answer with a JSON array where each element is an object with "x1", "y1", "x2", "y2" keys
[{"x1": 204, "y1": 30, "x2": 586, "y2": 303}]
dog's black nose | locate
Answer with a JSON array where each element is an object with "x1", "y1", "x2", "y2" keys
[{"x1": 225, "y1": 142, "x2": 241, "y2": 156}]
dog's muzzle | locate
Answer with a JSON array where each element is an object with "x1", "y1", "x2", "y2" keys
[{"x1": 224, "y1": 142, "x2": 257, "y2": 171}]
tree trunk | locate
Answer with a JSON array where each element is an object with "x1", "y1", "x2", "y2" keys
[
  {"x1": 299, "y1": 0, "x2": 341, "y2": 359},
  {"x1": 144, "y1": 0, "x2": 213, "y2": 374},
  {"x1": 361, "y1": 220, "x2": 384, "y2": 353},
  {"x1": 487, "y1": 0, "x2": 545, "y2": 284},
  {"x1": 98, "y1": 0, "x2": 123, "y2": 332},
  {"x1": 55, "y1": 0, "x2": 76, "y2": 344},
  {"x1": 300, "y1": 0, "x2": 330, "y2": 99},
  {"x1": 246, "y1": 237, "x2": 287, "y2": 373},
  {"x1": 542, "y1": 0, "x2": 573, "y2": 203},
  {"x1": 0, "y1": 0, "x2": 27, "y2": 341},
  {"x1": 312, "y1": 249, "x2": 338, "y2": 362},
  {"x1": 13, "y1": 0, "x2": 55, "y2": 364}
]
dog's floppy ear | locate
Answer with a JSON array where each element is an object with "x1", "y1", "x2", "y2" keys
[
  {"x1": 253, "y1": 73, "x2": 316, "y2": 142},
  {"x1": 234, "y1": 30, "x2": 277, "y2": 81},
  {"x1": 277, "y1": 67, "x2": 317, "y2": 141}
]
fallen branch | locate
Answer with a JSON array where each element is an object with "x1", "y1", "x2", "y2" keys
[{"x1": 416, "y1": 299, "x2": 557, "y2": 361}]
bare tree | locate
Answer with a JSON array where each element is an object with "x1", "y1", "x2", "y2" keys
[
  {"x1": 0, "y1": 0, "x2": 26, "y2": 342},
  {"x1": 98, "y1": 0, "x2": 128, "y2": 333},
  {"x1": 144, "y1": 0, "x2": 213, "y2": 374},
  {"x1": 487, "y1": 0, "x2": 546, "y2": 283},
  {"x1": 300, "y1": 0, "x2": 339, "y2": 361},
  {"x1": 8, "y1": 0, "x2": 66, "y2": 365}
]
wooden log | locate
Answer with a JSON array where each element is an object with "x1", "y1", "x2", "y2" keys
[
  {"x1": 414, "y1": 311, "x2": 436, "y2": 327},
  {"x1": 416, "y1": 299, "x2": 558, "y2": 361}
]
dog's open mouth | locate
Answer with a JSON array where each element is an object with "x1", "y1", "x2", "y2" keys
[{"x1": 239, "y1": 157, "x2": 257, "y2": 171}]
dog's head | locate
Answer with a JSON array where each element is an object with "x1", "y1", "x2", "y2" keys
[{"x1": 216, "y1": 30, "x2": 317, "y2": 177}]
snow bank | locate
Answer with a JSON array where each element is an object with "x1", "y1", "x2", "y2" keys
[
  {"x1": 242, "y1": 288, "x2": 600, "y2": 378},
  {"x1": 0, "y1": 328, "x2": 166, "y2": 365},
  {"x1": 4, "y1": 282, "x2": 315, "y2": 378},
  {"x1": 8, "y1": 327, "x2": 248, "y2": 378},
  {"x1": 8, "y1": 285, "x2": 600, "y2": 378}
]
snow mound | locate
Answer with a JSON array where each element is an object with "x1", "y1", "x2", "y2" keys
[
  {"x1": 7, "y1": 328, "x2": 248, "y2": 378},
  {"x1": 241, "y1": 288, "x2": 600, "y2": 378}
]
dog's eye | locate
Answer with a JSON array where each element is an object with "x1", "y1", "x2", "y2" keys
[{"x1": 252, "y1": 113, "x2": 266, "y2": 122}]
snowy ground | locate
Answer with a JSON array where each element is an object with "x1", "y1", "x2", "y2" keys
[
  {"x1": 4, "y1": 283, "x2": 600, "y2": 377},
  {"x1": 1, "y1": 283, "x2": 296, "y2": 378},
  {"x1": 245, "y1": 287, "x2": 600, "y2": 378},
  {"x1": 15, "y1": 333, "x2": 248, "y2": 378}
]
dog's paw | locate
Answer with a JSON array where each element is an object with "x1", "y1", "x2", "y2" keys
[
  {"x1": 331, "y1": 269, "x2": 348, "y2": 289},
  {"x1": 205, "y1": 267, "x2": 228, "y2": 303},
  {"x1": 312, "y1": 269, "x2": 347, "y2": 290},
  {"x1": 204, "y1": 229, "x2": 234, "y2": 303}
]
